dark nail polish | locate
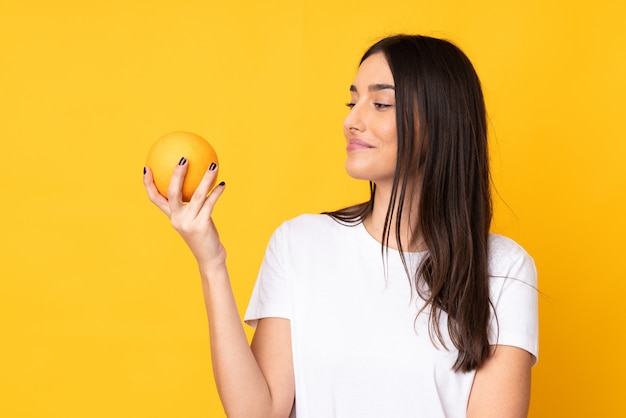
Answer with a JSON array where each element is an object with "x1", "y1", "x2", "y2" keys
[
  {"x1": 178, "y1": 157, "x2": 187, "y2": 166},
  {"x1": 209, "y1": 162, "x2": 217, "y2": 171},
  {"x1": 143, "y1": 167, "x2": 146, "y2": 175},
  {"x1": 219, "y1": 181, "x2": 225, "y2": 187}
]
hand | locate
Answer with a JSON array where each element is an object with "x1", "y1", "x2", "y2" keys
[{"x1": 143, "y1": 158, "x2": 226, "y2": 270}]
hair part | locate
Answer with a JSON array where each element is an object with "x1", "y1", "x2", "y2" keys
[{"x1": 326, "y1": 34, "x2": 493, "y2": 372}]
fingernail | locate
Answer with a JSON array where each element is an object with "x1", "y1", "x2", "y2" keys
[
  {"x1": 143, "y1": 167, "x2": 146, "y2": 175},
  {"x1": 209, "y1": 162, "x2": 217, "y2": 171},
  {"x1": 178, "y1": 157, "x2": 187, "y2": 166},
  {"x1": 219, "y1": 181, "x2": 225, "y2": 187}
]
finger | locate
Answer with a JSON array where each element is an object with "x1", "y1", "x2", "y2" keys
[
  {"x1": 198, "y1": 181, "x2": 226, "y2": 220},
  {"x1": 143, "y1": 166, "x2": 171, "y2": 215},
  {"x1": 167, "y1": 157, "x2": 188, "y2": 209},
  {"x1": 187, "y1": 161, "x2": 220, "y2": 213}
]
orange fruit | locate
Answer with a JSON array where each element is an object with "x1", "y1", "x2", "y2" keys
[{"x1": 146, "y1": 131, "x2": 219, "y2": 202}]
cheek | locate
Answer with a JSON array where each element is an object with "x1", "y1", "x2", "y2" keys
[
  {"x1": 380, "y1": 121, "x2": 398, "y2": 154},
  {"x1": 380, "y1": 124, "x2": 398, "y2": 172},
  {"x1": 379, "y1": 114, "x2": 397, "y2": 144}
]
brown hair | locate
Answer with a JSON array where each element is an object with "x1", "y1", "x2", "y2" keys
[{"x1": 326, "y1": 35, "x2": 492, "y2": 372}]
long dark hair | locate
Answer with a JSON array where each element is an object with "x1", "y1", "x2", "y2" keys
[{"x1": 326, "y1": 35, "x2": 492, "y2": 372}]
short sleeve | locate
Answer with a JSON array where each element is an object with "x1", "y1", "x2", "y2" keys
[
  {"x1": 244, "y1": 223, "x2": 292, "y2": 328},
  {"x1": 488, "y1": 236, "x2": 539, "y2": 365}
]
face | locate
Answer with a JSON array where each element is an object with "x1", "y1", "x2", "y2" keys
[{"x1": 343, "y1": 52, "x2": 397, "y2": 186}]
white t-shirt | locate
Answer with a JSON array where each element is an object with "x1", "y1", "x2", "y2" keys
[{"x1": 245, "y1": 214, "x2": 538, "y2": 418}]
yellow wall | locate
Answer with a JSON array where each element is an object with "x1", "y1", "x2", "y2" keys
[{"x1": 1, "y1": 1, "x2": 624, "y2": 416}]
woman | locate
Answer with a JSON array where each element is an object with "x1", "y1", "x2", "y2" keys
[{"x1": 144, "y1": 34, "x2": 538, "y2": 418}]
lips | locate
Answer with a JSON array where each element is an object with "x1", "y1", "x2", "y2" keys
[{"x1": 346, "y1": 138, "x2": 374, "y2": 151}]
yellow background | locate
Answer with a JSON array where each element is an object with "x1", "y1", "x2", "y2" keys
[{"x1": 1, "y1": 0, "x2": 624, "y2": 416}]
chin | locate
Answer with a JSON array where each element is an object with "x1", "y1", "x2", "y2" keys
[
  {"x1": 345, "y1": 162, "x2": 370, "y2": 181},
  {"x1": 345, "y1": 159, "x2": 394, "y2": 183}
]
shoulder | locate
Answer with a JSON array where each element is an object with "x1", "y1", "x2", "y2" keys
[
  {"x1": 488, "y1": 234, "x2": 537, "y2": 286},
  {"x1": 275, "y1": 213, "x2": 344, "y2": 238},
  {"x1": 488, "y1": 234, "x2": 531, "y2": 259},
  {"x1": 486, "y1": 234, "x2": 539, "y2": 362},
  {"x1": 263, "y1": 214, "x2": 355, "y2": 266},
  {"x1": 268, "y1": 214, "x2": 360, "y2": 256},
  {"x1": 283, "y1": 213, "x2": 337, "y2": 228}
]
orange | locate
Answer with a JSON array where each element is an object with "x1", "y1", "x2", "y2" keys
[{"x1": 145, "y1": 131, "x2": 219, "y2": 202}]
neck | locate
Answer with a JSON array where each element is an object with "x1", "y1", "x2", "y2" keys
[{"x1": 363, "y1": 179, "x2": 425, "y2": 252}]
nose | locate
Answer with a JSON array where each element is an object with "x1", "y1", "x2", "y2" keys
[{"x1": 343, "y1": 103, "x2": 366, "y2": 132}]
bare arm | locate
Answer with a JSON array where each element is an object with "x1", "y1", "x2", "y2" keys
[
  {"x1": 467, "y1": 345, "x2": 534, "y2": 418},
  {"x1": 144, "y1": 161, "x2": 294, "y2": 418},
  {"x1": 200, "y1": 267, "x2": 294, "y2": 417}
]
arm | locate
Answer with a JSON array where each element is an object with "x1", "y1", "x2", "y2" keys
[
  {"x1": 144, "y1": 162, "x2": 294, "y2": 418},
  {"x1": 467, "y1": 345, "x2": 534, "y2": 418},
  {"x1": 201, "y1": 269, "x2": 294, "y2": 418}
]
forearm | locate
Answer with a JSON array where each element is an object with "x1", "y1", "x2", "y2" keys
[
  {"x1": 199, "y1": 263, "x2": 275, "y2": 418},
  {"x1": 144, "y1": 160, "x2": 282, "y2": 415}
]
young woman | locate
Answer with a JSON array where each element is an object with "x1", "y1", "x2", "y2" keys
[{"x1": 144, "y1": 34, "x2": 538, "y2": 418}]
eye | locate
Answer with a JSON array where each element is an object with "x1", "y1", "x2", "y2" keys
[
  {"x1": 374, "y1": 103, "x2": 393, "y2": 110},
  {"x1": 345, "y1": 102, "x2": 356, "y2": 109}
]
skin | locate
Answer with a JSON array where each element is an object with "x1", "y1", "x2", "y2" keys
[
  {"x1": 344, "y1": 53, "x2": 423, "y2": 252},
  {"x1": 344, "y1": 53, "x2": 398, "y2": 187},
  {"x1": 143, "y1": 52, "x2": 533, "y2": 417},
  {"x1": 467, "y1": 345, "x2": 534, "y2": 417},
  {"x1": 144, "y1": 164, "x2": 294, "y2": 418}
]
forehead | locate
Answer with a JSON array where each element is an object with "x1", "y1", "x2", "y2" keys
[{"x1": 352, "y1": 52, "x2": 394, "y2": 88}]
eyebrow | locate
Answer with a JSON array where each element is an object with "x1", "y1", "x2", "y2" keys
[{"x1": 349, "y1": 83, "x2": 395, "y2": 92}]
